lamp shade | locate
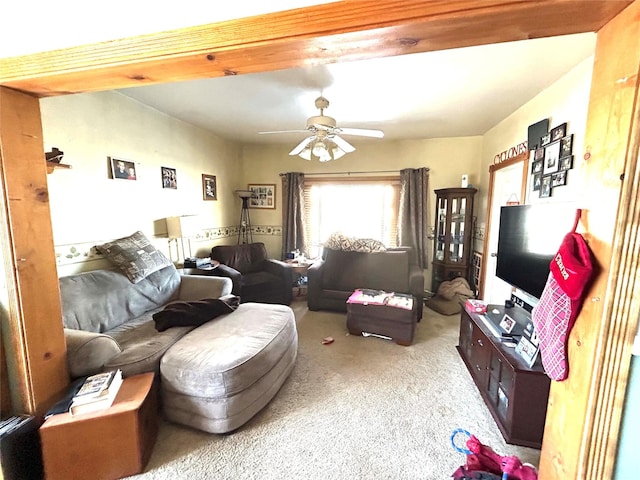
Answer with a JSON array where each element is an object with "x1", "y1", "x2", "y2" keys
[{"x1": 167, "y1": 215, "x2": 200, "y2": 239}]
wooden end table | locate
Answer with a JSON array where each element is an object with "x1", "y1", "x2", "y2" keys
[
  {"x1": 286, "y1": 260, "x2": 312, "y2": 296},
  {"x1": 39, "y1": 372, "x2": 158, "y2": 480}
]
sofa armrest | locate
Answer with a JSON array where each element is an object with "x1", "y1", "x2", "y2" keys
[
  {"x1": 203, "y1": 264, "x2": 242, "y2": 296},
  {"x1": 306, "y1": 259, "x2": 325, "y2": 310},
  {"x1": 178, "y1": 274, "x2": 233, "y2": 301},
  {"x1": 263, "y1": 259, "x2": 294, "y2": 284},
  {"x1": 64, "y1": 328, "x2": 122, "y2": 379}
]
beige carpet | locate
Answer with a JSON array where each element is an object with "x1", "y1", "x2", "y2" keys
[{"x1": 126, "y1": 300, "x2": 540, "y2": 479}]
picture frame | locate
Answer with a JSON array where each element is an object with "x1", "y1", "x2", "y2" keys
[
  {"x1": 109, "y1": 157, "x2": 136, "y2": 180},
  {"x1": 202, "y1": 174, "x2": 217, "y2": 201},
  {"x1": 499, "y1": 314, "x2": 516, "y2": 334},
  {"x1": 248, "y1": 184, "x2": 276, "y2": 209},
  {"x1": 161, "y1": 167, "x2": 177, "y2": 189},
  {"x1": 531, "y1": 159, "x2": 543, "y2": 174},
  {"x1": 532, "y1": 173, "x2": 542, "y2": 191},
  {"x1": 540, "y1": 133, "x2": 551, "y2": 147},
  {"x1": 560, "y1": 134, "x2": 573, "y2": 157},
  {"x1": 540, "y1": 175, "x2": 552, "y2": 198},
  {"x1": 515, "y1": 321, "x2": 540, "y2": 368},
  {"x1": 559, "y1": 155, "x2": 574, "y2": 171},
  {"x1": 550, "y1": 122, "x2": 567, "y2": 142},
  {"x1": 552, "y1": 170, "x2": 567, "y2": 187},
  {"x1": 534, "y1": 147, "x2": 544, "y2": 161},
  {"x1": 543, "y1": 140, "x2": 561, "y2": 175}
]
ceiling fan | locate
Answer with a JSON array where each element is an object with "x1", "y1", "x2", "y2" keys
[{"x1": 259, "y1": 96, "x2": 384, "y2": 162}]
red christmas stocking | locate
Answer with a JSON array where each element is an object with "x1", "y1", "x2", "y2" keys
[{"x1": 532, "y1": 224, "x2": 594, "y2": 381}]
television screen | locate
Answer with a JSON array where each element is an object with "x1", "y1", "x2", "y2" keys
[{"x1": 496, "y1": 203, "x2": 576, "y2": 299}]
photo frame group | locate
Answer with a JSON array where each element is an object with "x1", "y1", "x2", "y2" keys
[
  {"x1": 109, "y1": 157, "x2": 136, "y2": 180},
  {"x1": 248, "y1": 184, "x2": 276, "y2": 209},
  {"x1": 531, "y1": 122, "x2": 573, "y2": 198},
  {"x1": 202, "y1": 174, "x2": 217, "y2": 201}
]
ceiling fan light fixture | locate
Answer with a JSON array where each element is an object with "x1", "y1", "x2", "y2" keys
[{"x1": 298, "y1": 147, "x2": 312, "y2": 160}]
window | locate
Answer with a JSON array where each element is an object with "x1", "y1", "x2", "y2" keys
[{"x1": 304, "y1": 176, "x2": 400, "y2": 258}]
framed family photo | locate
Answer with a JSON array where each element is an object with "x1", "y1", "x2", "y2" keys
[
  {"x1": 543, "y1": 141, "x2": 561, "y2": 175},
  {"x1": 161, "y1": 167, "x2": 177, "y2": 189},
  {"x1": 550, "y1": 123, "x2": 567, "y2": 142},
  {"x1": 202, "y1": 174, "x2": 217, "y2": 201},
  {"x1": 248, "y1": 184, "x2": 276, "y2": 209},
  {"x1": 109, "y1": 157, "x2": 136, "y2": 180}
]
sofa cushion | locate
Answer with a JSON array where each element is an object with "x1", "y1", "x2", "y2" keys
[
  {"x1": 105, "y1": 311, "x2": 195, "y2": 377},
  {"x1": 96, "y1": 231, "x2": 172, "y2": 283},
  {"x1": 60, "y1": 266, "x2": 181, "y2": 333}
]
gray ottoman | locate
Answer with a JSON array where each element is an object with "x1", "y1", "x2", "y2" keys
[{"x1": 160, "y1": 302, "x2": 297, "y2": 433}]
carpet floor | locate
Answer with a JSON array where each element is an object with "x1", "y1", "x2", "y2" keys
[{"x1": 126, "y1": 300, "x2": 540, "y2": 479}]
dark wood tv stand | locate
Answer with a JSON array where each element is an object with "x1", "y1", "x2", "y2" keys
[{"x1": 457, "y1": 304, "x2": 550, "y2": 449}]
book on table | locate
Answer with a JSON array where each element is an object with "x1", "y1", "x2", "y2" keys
[{"x1": 69, "y1": 369, "x2": 123, "y2": 415}]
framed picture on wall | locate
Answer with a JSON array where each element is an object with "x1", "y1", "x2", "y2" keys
[
  {"x1": 532, "y1": 173, "x2": 542, "y2": 191},
  {"x1": 543, "y1": 141, "x2": 561, "y2": 175},
  {"x1": 560, "y1": 134, "x2": 573, "y2": 157},
  {"x1": 539, "y1": 175, "x2": 552, "y2": 198},
  {"x1": 161, "y1": 167, "x2": 177, "y2": 189},
  {"x1": 248, "y1": 184, "x2": 276, "y2": 209},
  {"x1": 202, "y1": 174, "x2": 217, "y2": 201},
  {"x1": 550, "y1": 123, "x2": 567, "y2": 142},
  {"x1": 109, "y1": 157, "x2": 136, "y2": 180},
  {"x1": 559, "y1": 155, "x2": 574, "y2": 171}
]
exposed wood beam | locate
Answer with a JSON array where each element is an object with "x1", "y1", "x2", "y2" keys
[{"x1": 0, "y1": 0, "x2": 631, "y2": 97}]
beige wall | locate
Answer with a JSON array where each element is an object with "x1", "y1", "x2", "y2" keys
[
  {"x1": 41, "y1": 91, "x2": 243, "y2": 275},
  {"x1": 40, "y1": 57, "x2": 592, "y2": 278},
  {"x1": 241, "y1": 137, "x2": 483, "y2": 259},
  {"x1": 478, "y1": 56, "x2": 595, "y2": 226}
]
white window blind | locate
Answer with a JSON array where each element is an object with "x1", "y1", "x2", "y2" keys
[{"x1": 303, "y1": 176, "x2": 400, "y2": 258}]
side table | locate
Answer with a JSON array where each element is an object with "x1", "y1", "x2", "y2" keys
[
  {"x1": 39, "y1": 372, "x2": 158, "y2": 480},
  {"x1": 286, "y1": 260, "x2": 312, "y2": 296}
]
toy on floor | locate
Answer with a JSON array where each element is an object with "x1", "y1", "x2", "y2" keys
[{"x1": 451, "y1": 429, "x2": 538, "y2": 480}]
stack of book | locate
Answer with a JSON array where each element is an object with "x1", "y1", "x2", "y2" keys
[{"x1": 69, "y1": 369, "x2": 123, "y2": 416}]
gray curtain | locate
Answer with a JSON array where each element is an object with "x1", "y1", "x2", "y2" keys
[
  {"x1": 398, "y1": 167, "x2": 429, "y2": 269},
  {"x1": 280, "y1": 172, "x2": 306, "y2": 259}
]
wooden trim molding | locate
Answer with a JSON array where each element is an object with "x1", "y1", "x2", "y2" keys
[{"x1": 0, "y1": 1, "x2": 631, "y2": 97}]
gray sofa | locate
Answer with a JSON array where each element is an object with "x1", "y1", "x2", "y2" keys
[
  {"x1": 60, "y1": 264, "x2": 232, "y2": 379},
  {"x1": 307, "y1": 246, "x2": 425, "y2": 320}
]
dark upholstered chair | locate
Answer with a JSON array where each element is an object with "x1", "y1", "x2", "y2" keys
[{"x1": 210, "y1": 242, "x2": 293, "y2": 305}]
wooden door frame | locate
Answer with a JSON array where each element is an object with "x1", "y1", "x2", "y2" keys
[
  {"x1": 0, "y1": 2, "x2": 637, "y2": 478},
  {"x1": 478, "y1": 152, "x2": 528, "y2": 299}
]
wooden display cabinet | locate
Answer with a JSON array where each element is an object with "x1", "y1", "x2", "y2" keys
[
  {"x1": 457, "y1": 305, "x2": 550, "y2": 449},
  {"x1": 432, "y1": 187, "x2": 477, "y2": 294}
]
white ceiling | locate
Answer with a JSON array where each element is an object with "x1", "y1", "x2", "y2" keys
[{"x1": 118, "y1": 33, "x2": 596, "y2": 147}]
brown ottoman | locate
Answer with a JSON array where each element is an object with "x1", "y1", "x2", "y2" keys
[{"x1": 346, "y1": 290, "x2": 418, "y2": 346}]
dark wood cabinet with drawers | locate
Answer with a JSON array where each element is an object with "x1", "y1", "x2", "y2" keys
[{"x1": 457, "y1": 305, "x2": 550, "y2": 449}]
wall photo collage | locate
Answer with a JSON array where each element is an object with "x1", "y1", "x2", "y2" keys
[{"x1": 530, "y1": 122, "x2": 574, "y2": 198}]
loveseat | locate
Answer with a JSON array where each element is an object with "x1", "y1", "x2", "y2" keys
[
  {"x1": 307, "y1": 246, "x2": 425, "y2": 320},
  {"x1": 60, "y1": 264, "x2": 233, "y2": 379}
]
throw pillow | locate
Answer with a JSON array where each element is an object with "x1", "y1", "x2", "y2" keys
[
  {"x1": 96, "y1": 231, "x2": 172, "y2": 284},
  {"x1": 153, "y1": 295, "x2": 241, "y2": 332},
  {"x1": 324, "y1": 232, "x2": 386, "y2": 253}
]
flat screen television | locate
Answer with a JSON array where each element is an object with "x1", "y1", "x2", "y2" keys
[{"x1": 496, "y1": 203, "x2": 576, "y2": 300}]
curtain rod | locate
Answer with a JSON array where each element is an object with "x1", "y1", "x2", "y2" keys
[{"x1": 280, "y1": 168, "x2": 429, "y2": 176}]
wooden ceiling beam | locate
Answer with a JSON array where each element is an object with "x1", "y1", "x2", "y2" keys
[{"x1": 0, "y1": 0, "x2": 631, "y2": 97}]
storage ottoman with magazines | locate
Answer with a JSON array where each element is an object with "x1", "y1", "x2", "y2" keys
[{"x1": 346, "y1": 289, "x2": 418, "y2": 346}]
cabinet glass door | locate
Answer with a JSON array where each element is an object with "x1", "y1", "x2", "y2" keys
[
  {"x1": 435, "y1": 196, "x2": 447, "y2": 261},
  {"x1": 449, "y1": 196, "x2": 466, "y2": 263}
]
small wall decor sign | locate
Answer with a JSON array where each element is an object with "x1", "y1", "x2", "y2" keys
[
  {"x1": 161, "y1": 167, "x2": 177, "y2": 189},
  {"x1": 202, "y1": 174, "x2": 217, "y2": 201},
  {"x1": 109, "y1": 157, "x2": 136, "y2": 180},
  {"x1": 248, "y1": 184, "x2": 276, "y2": 209}
]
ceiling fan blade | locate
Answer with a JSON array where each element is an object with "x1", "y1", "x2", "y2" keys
[
  {"x1": 338, "y1": 127, "x2": 384, "y2": 138},
  {"x1": 289, "y1": 136, "x2": 315, "y2": 156},
  {"x1": 259, "y1": 129, "x2": 310, "y2": 135},
  {"x1": 331, "y1": 135, "x2": 356, "y2": 153}
]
